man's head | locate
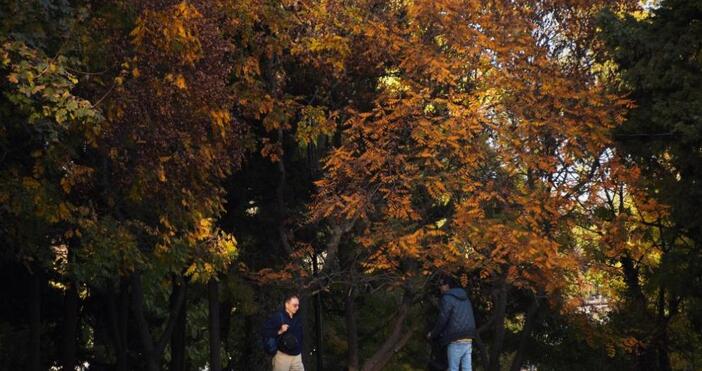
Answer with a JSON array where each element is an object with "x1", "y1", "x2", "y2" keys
[
  {"x1": 438, "y1": 275, "x2": 458, "y2": 294},
  {"x1": 284, "y1": 294, "x2": 300, "y2": 315}
]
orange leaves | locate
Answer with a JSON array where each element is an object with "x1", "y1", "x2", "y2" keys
[{"x1": 131, "y1": 1, "x2": 204, "y2": 66}]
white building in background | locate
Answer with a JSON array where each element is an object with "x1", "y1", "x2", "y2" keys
[{"x1": 579, "y1": 294, "x2": 611, "y2": 321}]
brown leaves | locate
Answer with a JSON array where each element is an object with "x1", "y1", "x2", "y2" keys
[{"x1": 302, "y1": 0, "x2": 642, "y2": 303}]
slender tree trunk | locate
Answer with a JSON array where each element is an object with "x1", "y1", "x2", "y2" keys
[
  {"x1": 131, "y1": 272, "x2": 185, "y2": 371},
  {"x1": 488, "y1": 281, "x2": 507, "y2": 371},
  {"x1": 61, "y1": 281, "x2": 80, "y2": 371},
  {"x1": 118, "y1": 279, "x2": 130, "y2": 371},
  {"x1": 170, "y1": 279, "x2": 187, "y2": 371},
  {"x1": 360, "y1": 291, "x2": 415, "y2": 371},
  {"x1": 29, "y1": 271, "x2": 42, "y2": 371},
  {"x1": 209, "y1": 279, "x2": 222, "y2": 371},
  {"x1": 655, "y1": 287, "x2": 672, "y2": 371},
  {"x1": 345, "y1": 288, "x2": 359, "y2": 371},
  {"x1": 509, "y1": 295, "x2": 540, "y2": 371},
  {"x1": 312, "y1": 254, "x2": 324, "y2": 371}
]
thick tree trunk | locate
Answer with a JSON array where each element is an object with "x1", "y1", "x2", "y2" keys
[
  {"x1": 117, "y1": 280, "x2": 130, "y2": 371},
  {"x1": 29, "y1": 271, "x2": 42, "y2": 371},
  {"x1": 345, "y1": 288, "x2": 359, "y2": 371},
  {"x1": 170, "y1": 279, "x2": 187, "y2": 371},
  {"x1": 621, "y1": 255, "x2": 645, "y2": 306},
  {"x1": 488, "y1": 281, "x2": 507, "y2": 371},
  {"x1": 209, "y1": 279, "x2": 222, "y2": 371},
  {"x1": 61, "y1": 282, "x2": 80, "y2": 371},
  {"x1": 360, "y1": 291, "x2": 415, "y2": 371},
  {"x1": 509, "y1": 295, "x2": 540, "y2": 371},
  {"x1": 107, "y1": 281, "x2": 130, "y2": 371}
]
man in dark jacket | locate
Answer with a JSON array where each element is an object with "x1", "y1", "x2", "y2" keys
[
  {"x1": 263, "y1": 294, "x2": 304, "y2": 371},
  {"x1": 427, "y1": 275, "x2": 476, "y2": 371}
]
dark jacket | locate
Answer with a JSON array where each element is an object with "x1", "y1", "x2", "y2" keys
[
  {"x1": 430, "y1": 287, "x2": 476, "y2": 346},
  {"x1": 263, "y1": 309, "x2": 304, "y2": 355}
]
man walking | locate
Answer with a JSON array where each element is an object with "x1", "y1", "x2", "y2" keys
[
  {"x1": 427, "y1": 275, "x2": 476, "y2": 371},
  {"x1": 263, "y1": 294, "x2": 305, "y2": 371}
]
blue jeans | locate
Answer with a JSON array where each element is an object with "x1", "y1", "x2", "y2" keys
[{"x1": 447, "y1": 340, "x2": 472, "y2": 371}]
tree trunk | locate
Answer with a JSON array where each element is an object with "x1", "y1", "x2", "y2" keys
[
  {"x1": 131, "y1": 272, "x2": 185, "y2": 371},
  {"x1": 107, "y1": 281, "x2": 130, "y2": 371},
  {"x1": 170, "y1": 279, "x2": 187, "y2": 371},
  {"x1": 345, "y1": 288, "x2": 359, "y2": 371},
  {"x1": 209, "y1": 279, "x2": 222, "y2": 371},
  {"x1": 61, "y1": 281, "x2": 80, "y2": 371},
  {"x1": 655, "y1": 287, "x2": 672, "y2": 371},
  {"x1": 360, "y1": 291, "x2": 415, "y2": 371},
  {"x1": 312, "y1": 254, "x2": 324, "y2": 371},
  {"x1": 29, "y1": 271, "x2": 42, "y2": 371},
  {"x1": 118, "y1": 279, "x2": 130, "y2": 371},
  {"x1": 488, "y1": 281, "x2": 507, "y2": 371},
  {"x1": 509, "y1": 295, "x2": 540, "y2": 371}
]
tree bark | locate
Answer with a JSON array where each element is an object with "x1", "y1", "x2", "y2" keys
[
  {"x1": 131, "y1": 272, "x2": 185, "y2": 371},
  {"x1": 61, "y1": 281, "x2": 80, "y2": 371},
  {"x1": 28, "y1": 271, "x2": 42, "y2": 371},
  {"x1": 312, "y1": 254, "x2": 324, "y2": 371},
  {"x1": 509, "y1": 295, "x2": 540, "y2": 371},
  {"x1": 360, "y1": 291, "x2": 414, "y2": 371},
  {"x1": 118, "y1": 279, "x2": 130, "y2": 371},
  {"x1": 209, "y1": 278, "x2": 222, "y2": 371},
  {"x1": 107, "y1": 280, "x2": 130, "y2": 371},
  {"x1": 488, "y1": 281, "x2": 507, "y2": 371},
  {"x1": 345, "y1": 288, "x2": 359, "y2": 371},
  {"x1": 170, "y1": 279, "x2": 187, "y2": 371}
]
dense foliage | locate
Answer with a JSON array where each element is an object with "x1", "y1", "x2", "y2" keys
[{"x1": 1, "y1": 0, "x2": 700, "y2": 370}]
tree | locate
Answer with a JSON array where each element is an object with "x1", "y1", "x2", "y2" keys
[
  {"x1": 302, "y1": 0, "x2": 639, "y2": 370},
  {"x1": 595, "y1": 0, "x2": 702, "y2": 368}
]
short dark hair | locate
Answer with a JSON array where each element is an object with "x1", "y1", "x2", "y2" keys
[
  {"x1": 438, "y1": 274, "x2": 459, "y2": 288},
  {"x1": 284, "y1": 293, "x2": 299, "y2": 303}
]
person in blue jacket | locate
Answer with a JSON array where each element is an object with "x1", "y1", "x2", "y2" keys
[
  {"x1": 427, "y1": 275, "x2": 477, "y2": 371},
  {"x1": 263, "y1": 294, "x2": 304, "y2": 371}
]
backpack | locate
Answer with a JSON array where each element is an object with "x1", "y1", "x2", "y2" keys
[{"x1": 262, "y1": 312, "x2": 285, "y2": 356}]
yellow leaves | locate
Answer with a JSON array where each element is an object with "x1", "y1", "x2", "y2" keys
[
  {"x1": 131, "y1": 67, "x2": 140, "y2": 78},
  {"x1": 60, "y1": 164, "x2": 95, "y2": 194},
  {"x1": 58, "y1": 202, "x2": 72, "y2": 221},
  {"x1": 292, "y1": 34, "x2": 351, "y2": 74},
  {"x1": 196, "y1": 217, "x2": 213, "y2": 239},
  {"x1": 157, "y1": 166, "x2": 167, "y2": 182},
  {"x1": 165, "y1": 73, "x2": 188, "y2": 90},
  {"x1": 174, "y1": 74, "x2": 187, "y2": 90},
  {"x1": 22, "y1": 177, "x2": 40, "y2": 190},
  {"x1": 239, "y1": 57, "x2": 260, "y2": 79},
  {"x1": 184, "y1": 226, "x2": 238, "y2": 283},
  {"x1": 209, "y1": 109, "x2": 231, "y2": 137},
  {"x1": 131, "y1": 2, "x2": 203, "y2": 66},
  {"x1": 295, "y1": 105, "x2": 334, "y2": 146},
  {"x1": 175, "y1": 1, "x2": 202, "y2": 19}
]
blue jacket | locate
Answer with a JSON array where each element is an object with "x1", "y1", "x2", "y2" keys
[
  {"x1": 430, "y1": 288, "x2": 476, "y2": 346},
  {"x1": 263, "y1": 309, "x2": 304, "y2": 355}
]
